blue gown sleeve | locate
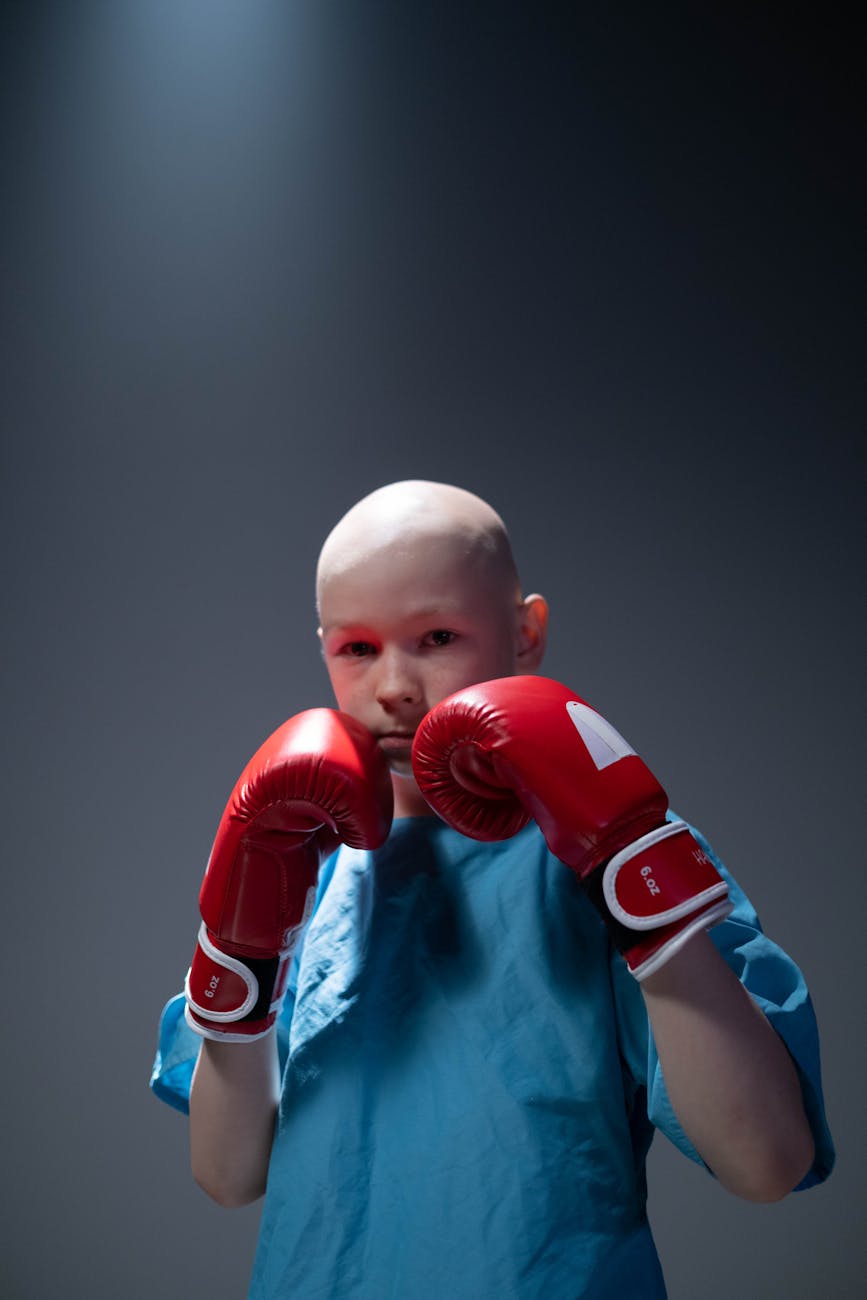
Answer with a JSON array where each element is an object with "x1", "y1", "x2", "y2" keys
[
  {"x1": 149, "y1": 992, "x2": 201, "y2": 1114},
  {"x1": 149, "y1": 988, "x2": 298, "y2": 1115},
  {"x1": 612, "y1": 819, "x2": 835, "y2": 1189}
]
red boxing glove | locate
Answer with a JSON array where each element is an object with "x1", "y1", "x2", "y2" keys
[
  {"x1": 411, "y1": 676, "x2": 732, "y2": 980},
  {"x1": 185, "y1": 709, "x2": 393, "y2": 1040}
]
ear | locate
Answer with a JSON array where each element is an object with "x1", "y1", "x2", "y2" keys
[{"x1": 514, "y1": 593, "x2": 548, "y2": 671}]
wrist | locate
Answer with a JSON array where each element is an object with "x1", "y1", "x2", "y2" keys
[
  {"x1": 185, "y1": 923, "x2": 294, "y2": 1042},
  {"x1": 578, "y1": 821, "x2": 732, "y2": 980}
]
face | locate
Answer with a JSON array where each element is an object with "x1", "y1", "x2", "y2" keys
[{"x1": 318, "y1": 536, "x2": 543, "y2": 814}]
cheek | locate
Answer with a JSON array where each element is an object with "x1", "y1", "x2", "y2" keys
[
  {"x1": 324, "y1": 661, "x2": 378, "y2": 719},
  {"x1": 323, "y1": 661, "x2": 354, "y2": 708},
  {"x1": 433, "y1": 642, "x2": 512, "y2": 699},
  {"x1": 474, "y1": 631, "x2": 518, "y2": 680}
]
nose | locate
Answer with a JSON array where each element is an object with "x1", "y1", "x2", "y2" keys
[{"x1": 374, "y1": 646, "x2": 421, "y2": 710}]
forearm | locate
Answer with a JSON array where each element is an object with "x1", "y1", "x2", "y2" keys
[
  {"x1": 189, "y1": 1034, "x2": 281, "y2": 1207},
  {"x1": 641, "y1": 931, "x2": 815, "y2": 1202}
]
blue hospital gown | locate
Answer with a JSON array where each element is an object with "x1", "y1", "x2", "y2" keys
[{"x1": 151, "y1": 816, "x2": 834, "y2": 1298}]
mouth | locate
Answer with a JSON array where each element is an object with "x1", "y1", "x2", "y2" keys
[{"x1": 376, "y1": 730, "x2": 416, "y2": 753}]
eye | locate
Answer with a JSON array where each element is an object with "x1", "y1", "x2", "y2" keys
[
  {"x1": 342, "y1": 640, "x2": 376, "y2": 657},
  {"x1": 424, "y1": 629, "x2": 456, "y2": 648}
]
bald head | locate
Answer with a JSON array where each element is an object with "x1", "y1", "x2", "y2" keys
[
  {"x1": 316, "y1": 480, "x2": 521, "y2": 615},
  {"x1": 316, "y1": 482, "x2": 548, "y2": 796}
]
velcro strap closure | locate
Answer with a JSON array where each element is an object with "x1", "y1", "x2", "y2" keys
[
  {"x1": 602, "y1": 821, "x2": 729, "y2": 930},
  {"x1": 185, "y1": 923, "x2": 274, "y2": 1022}
]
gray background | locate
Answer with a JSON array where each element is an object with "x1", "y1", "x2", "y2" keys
[{"x1": 2, "y1": 3, "x2": 863, "y2": 1297}]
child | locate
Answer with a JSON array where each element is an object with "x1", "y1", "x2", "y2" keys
[{"x1": 152, "y1": 479, "x2": 834, "y2": 1298}]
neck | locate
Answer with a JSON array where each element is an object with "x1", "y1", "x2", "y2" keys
[{"x1": 391, "y1": 771, "x2": 438, "y2": 819}]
